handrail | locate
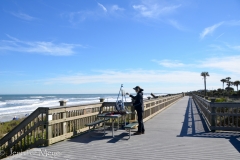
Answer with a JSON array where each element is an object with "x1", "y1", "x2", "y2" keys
[
  {"x1": 192, "y1": 93, "x2": 240, "y2": 131},
  {"x1": 0, "y1": 107, "x2": 49, "y2": 158},
  {"x1": 192, "y1": 94, "x2": 212, "y2": 127},
  {"x1": 0, "y1": 107, "x2": 48, "y2": 146}
]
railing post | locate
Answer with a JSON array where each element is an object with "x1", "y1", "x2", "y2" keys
[
  {"x1": 47, "y1": 125, "x2": 52, "y2": 145},
  {"x1": 47, "y1": 110, "x2": 52, "y2": 145},
  {"x1": 62, "y1": 111, "x2": 67, "y2": 135},
  {"x1": 150, "y1": 102, "x2": 152, "y2": 116},
  {"x1": 210, "y1": 101, "x2": 216, "y2": 132},
  {"x1": 99, "y1": 98, "x2": 105, "y2": 102},
  {"x1": 59, "y1": 100, "x2": 67, "y2": 106},
  {"x1": 182, "y1": 92, "x2": 185, "y2": 97}
]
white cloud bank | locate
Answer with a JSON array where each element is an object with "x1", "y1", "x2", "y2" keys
[
  {"x1": 152, "y1": 59, "x2": 186, "y2": 67},
  {"x1": 199, "y1": 55, "x2": 240, "y2": 74},
  {"x1": 41, "y1": 70, "x2": 203, "y2": 85},
  {"x1": 23, "y1": 69, "x2": 226, "y2": 93},
  {"x1": 153, "y1": 55, "x2": 240, "y2": 75},
  {"x1": 0, "y1": 35, "x2": 83, "y2": 56},
  {"x1": 7, "y1": 55, "x2": 240, "y2": 93}
]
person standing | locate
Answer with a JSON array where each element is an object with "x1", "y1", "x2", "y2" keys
[{"x1": 126, "y1": 86, "x2": 145, "y2": 135}]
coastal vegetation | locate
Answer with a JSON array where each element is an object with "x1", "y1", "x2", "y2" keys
[
  {"x1": 0, "y1": 116, "x2": 47, "y2": 159},
  {"x1": 0, "y1": 118, "x2": 24, "y2": 139},
  {"x1": 199, "y1": 74, "x2": 240, "y2": 102}
]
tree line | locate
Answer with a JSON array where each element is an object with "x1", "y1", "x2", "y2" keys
[{"x1": 201, "y1": 72, "x2": 240, "y2": 97}]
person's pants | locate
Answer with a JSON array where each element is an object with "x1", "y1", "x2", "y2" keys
[{"x1": 136, "y1": 110, "x2": 145, "y2": 133}]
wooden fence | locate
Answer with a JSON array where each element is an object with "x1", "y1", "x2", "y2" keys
[{"x1": 192, "y1": 94, "x2": 240, "y2": 131}]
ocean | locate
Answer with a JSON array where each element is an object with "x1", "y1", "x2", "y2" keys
[{"x1": 0, "y1": 93, "x2": 165, "y2": 122}]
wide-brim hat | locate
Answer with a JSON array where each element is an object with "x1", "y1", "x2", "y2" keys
[{"x1": 133, "y1": 86, "x2": 144, "y2": 91}]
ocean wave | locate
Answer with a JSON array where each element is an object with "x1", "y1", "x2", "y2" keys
[
  {"x1": 0, "y1": 101, "x2": 7, "y2": 106},
  {"x1": 5, "y1": 99, "x2": 41, "y2": 105},
  {"x1": 68, "y1": 97, "x2": 101, "y2": 100},
  {"x1": 0, "y1": 104, "x2": 39, "y2": 112},
  {"x1": 0, "y1": 109, "x2": 36, "y2": 116},
  {"x1": 0, "y1": 100, "x2": 59, "y2": 116},
  {"x1": 45, "y1": 96, "x2": 56, "y2": 98},
  {"x1": 66, "y1": 100, "x2": 99, "y2": 106},
  {"x1": 30, "y1": 96, "x2": 45, "y2": 99}
]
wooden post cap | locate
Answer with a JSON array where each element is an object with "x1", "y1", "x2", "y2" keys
[
  {"x1": 99, "y1": 98, "x2": 105, "y2": 102},
  {"x1": 59, "y1": 100, "x2": 67, "y2": 106}
]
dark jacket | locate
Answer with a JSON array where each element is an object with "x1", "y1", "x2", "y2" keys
[{"x1": 130, "y1": 91, "x2": 144, "y2": 111}]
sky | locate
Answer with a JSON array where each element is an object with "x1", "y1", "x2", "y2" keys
[{"x1": 0, "y1": 0, "x2": 240, "y2": 94}]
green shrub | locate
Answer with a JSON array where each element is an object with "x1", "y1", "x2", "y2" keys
[{"x1": 215, "y1": 97, "x2": 227, "y2": 102}]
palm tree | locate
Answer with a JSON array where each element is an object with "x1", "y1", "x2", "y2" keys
[
  {"x1": 220, "y1": 79, "x2": 227, "y2": 90},
  {"x1": 225, "y1": 77, "x2": 232, "y2": 87},
  {"x1": 201, "y1": 72, "x2": 210, "y2": 96},
  {"x1": 234, "y1": 80, "x2": 240, "y2": 91},
  {"x1": 226, "y1": 77, "x2": 231, "y2": 81}
]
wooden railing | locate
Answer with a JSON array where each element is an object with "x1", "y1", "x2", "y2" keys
[
  {"x1": 0, "y1": 94, "x2": 183, "y2": 158},
  {"x1": 192, "y1": 94, "x2": 240, "y2": 131},
  {"x1": 47, "y1": 102, "x2": 133, "y2": 145},
  {"x1": 0, "y1": 107, "x2": 48, "y2": 158}
]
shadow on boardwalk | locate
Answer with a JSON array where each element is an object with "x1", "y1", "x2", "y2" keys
[
  {"x1": 178, "y1": 97, "x2": 240, "y2": 152},
  {"x1": 67, "y1": 127, "x2": 135, "y2": 144}
]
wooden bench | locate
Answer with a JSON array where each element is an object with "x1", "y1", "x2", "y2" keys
[
  {"x1": 85, "y1": 118, "x2": 110, "y2": 136},
  {"x1": 124, "y1": 122, "x2": 138, "y2": 139}
]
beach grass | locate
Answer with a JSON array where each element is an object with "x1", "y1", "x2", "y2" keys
[{"x1": 0, "y1": 118, "x2": 25, "y2": 139}]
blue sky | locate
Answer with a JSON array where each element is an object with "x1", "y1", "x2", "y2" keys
[{"x1": 0, "y1": 0, "x2": 240, "y2": 94}]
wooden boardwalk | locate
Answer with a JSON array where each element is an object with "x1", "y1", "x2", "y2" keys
[{"x1": 5, "y1": 96, "x2": 240, "y2": 160}]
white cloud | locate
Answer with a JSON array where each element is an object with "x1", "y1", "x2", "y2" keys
[
  {"x1": 208, "y1": 43, "x2": 240, "y2": 52},
  {"x1": 0, "y1": 35, "x2": 83, "y2": 56},
  {"x1": 133, "y1": 1, "x2": 181, "y2": 19},
  {"x1": 168, "y1": 19, "x2": 185, "y2": 31},
  {"x1": 226, "y1": 44, "x2": 240, "y2": 51},
  {"x1": 111, "y1": 5, "x2": 124, "y2": 11},
  {"x1": 98, "y1": 3, "x2": 107, "y2": 12},
  {"x1": 64, "y1": 4, "x2": 123, "y2": 25},
  {"x1": 152, "y1": 59, "x2": 186, "y2": 67},
  {"x1": 200, "y1": 20, "x2": 240, "y2": 39},
  {"x1": 215, "y1": 33, "x2": 224, "y2": 40},
  {"x1": 153, "y1": 55, "x2": 240, "y2": 75},
  {"x1": 11, "y1": 12, "x2": 35, "y2": 21},
  {"x1": 200, "y1": 22, "x2": 224, "y2": 39},
  {"x1": 198, "y1": 55, "x2": 240, "y2": 74}
]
